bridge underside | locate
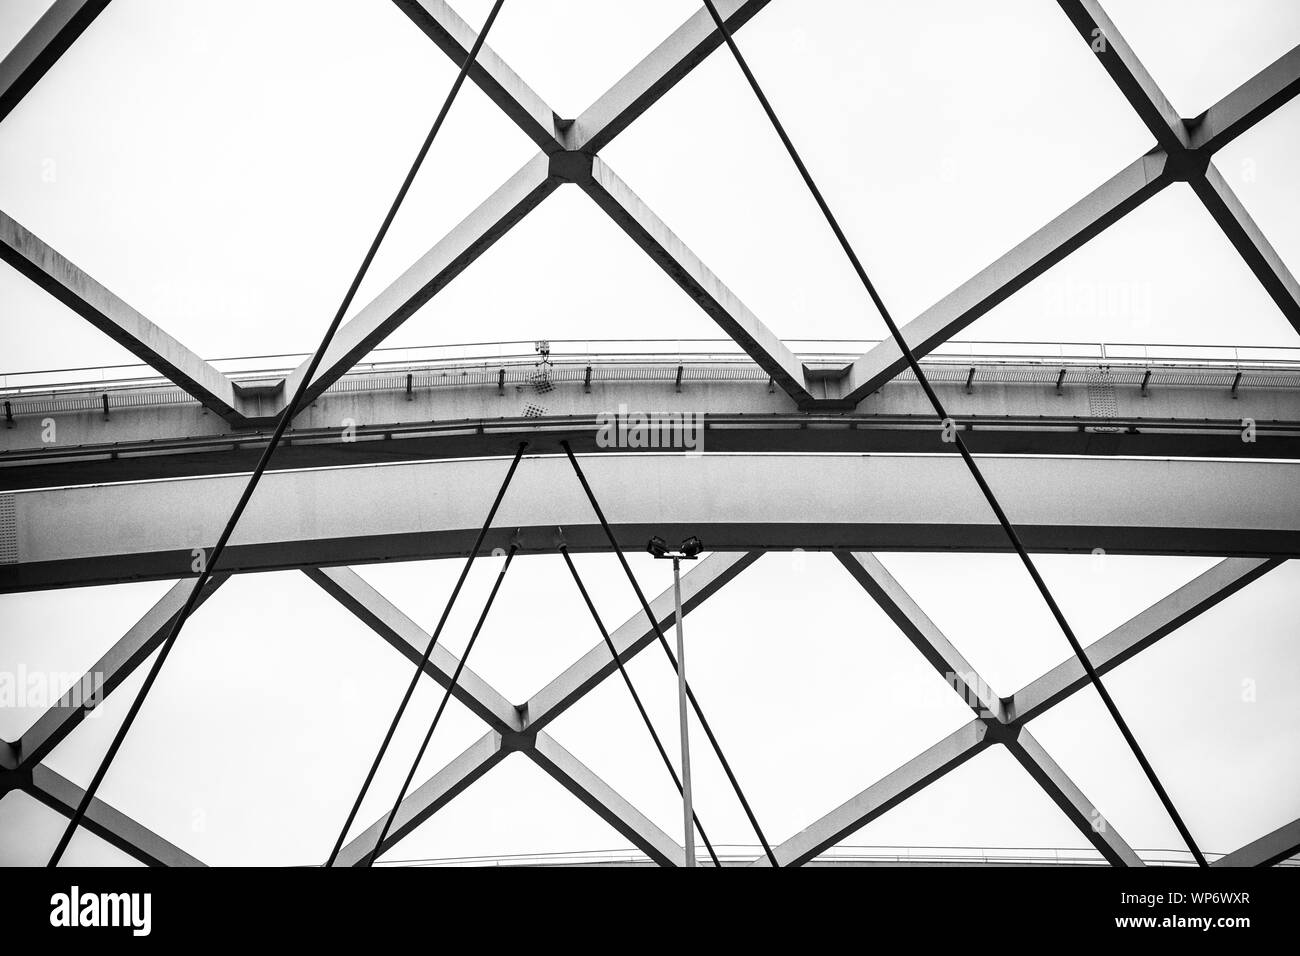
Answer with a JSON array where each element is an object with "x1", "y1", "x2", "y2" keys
[{"x1": 1, "y1": 0, "x2": 1298, "y2": 871}]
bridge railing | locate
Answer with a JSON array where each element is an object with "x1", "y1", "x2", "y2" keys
[{"x1": 4, "y1": 338, "x2": 1300, "y2": 397}]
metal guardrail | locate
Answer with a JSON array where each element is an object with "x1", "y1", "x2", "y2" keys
[
  {"x1": 4, "y1": 338, "x2": 1300, "y2": 396},
  {"x1": 370, "y1": 844, "x2": 1299, "y2": 867}
]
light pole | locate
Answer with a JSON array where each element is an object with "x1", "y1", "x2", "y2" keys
[{"x1": 647, "y1": 534, "x2": 704, "y2": 867}]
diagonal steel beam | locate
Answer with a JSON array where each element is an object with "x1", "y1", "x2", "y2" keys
[
  {"x1": 836, "y1": 550, "x2": 1141, "y2": 865},
  {"x1": 0, "y1": 0, "x2": 110, "y2": 123},
  {"x1": 1010, "y1": 557, "x2": 1283, "y2": 724},
  {"x1": 755, "y1": 720, "x2": 992, "y2": 867},
  {"x1": 1188, "y1": 44, "x2": 1300, "y2": 153},
  {"x1": 567, "y1": 0, "x2": 772, "y2": 154},
  {"x1": 13, "y1": 575, "x2": 229, "y2": 770},
  {"x1": 0, "y1": 210, "x2": 250, "y2": 425},
  {"x1": 392, "y1": 0, "x2": 565, "y2": 154},
  {"x1": 1190, "y1": 161, "x2": 1300, "y2": 335},
  {"x1": 26, "y1": 764, "x2": 204, "y2": 867},
  {"x1": 1054, "y1": 0, "x2": 1189, "y2": 150},
  {"x1": 526, "y1": 730, "x2": 684, "y2": 866},
  {"x1": 573, "y1": 155, "x2": 815, "y2": 406},
  {"x1": 836, "y1": 551, "x2": 1003, "y2": 721},
  {"x1": 302, "y1": 566, "x2": 521, "y2": 735},
  {"x1": 280, "y1": 153, "x2": 558, "y2": 409},
  {"x1": 521, "y1": 551, "x2": 759, "y2": 732},
  {"x1": 1007, "y1": 725, "x2": 1143, "y2": 866},
  {"x1": 840, "y1": 151, "x2": 1171, "y2": 403},
  {"x1": 1213, "y1": 817, "x2": 1300, "y2": 867},
  {"x1": 334, "y1": 729, "x2": 507, "y2": 867}
]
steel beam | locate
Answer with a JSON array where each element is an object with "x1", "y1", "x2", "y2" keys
[
  {"x1": 333, "y1": 729, "x2": 507, "y2": 867},
  {"x1": 1006, "y1": 726, "x2": 1144, "y2": 866},
  {"x1": 1190, "y1": 162, "x2": 1300, "y2": 335},
  {"x1": 27, "y1": 764, "x2": 204, "y2": 867},
  {"x1": 781, "y1": 555, "x2": 1282, "y2": 867},
  {"x1": 1054, "y1": 0, "x2": 1189, "y2": 150},
  {"x1": 279, "y1": 154, "x2": 559, "y2": 409},
  {"x1": 836, "y1": 552, "x2": 1003, "y2": 721},
  {"x1": 576, "y1": 156, "x2": 815, "y2": 406},
  {"x1": 1009, "y1": 557, "x2": 1284, "y2": 723},
  {"x1": 1188, "y1": 44, "x2": 1300, "y2": 153},
  {"x1": 0, "y1": 210, "x2": 248, "y2": 425},
  {"x1": 8, "y1": 575, "x2": 228, "y2": 770},
  {"x1": 521, "y1": 551, "x2": 759, "y2": 732},
  {"x1": 840, "y1": 152, "x2": 1171, "y2": 403},
  {"x1": 303, "y1": 566, "x2": 520, "y2": 735},
  {"x1": 836, "y1": 551, "x2": 1141, "y2": 865},
  {"x1": 756, "y1": 720, "x2": 992, "y2": 867},
  {"x1": 526, "y1": 731, "x2": 684, "y2": 867},
  {"x1": 1214, "y1": 817, "x2": 1300, "y2": 867},
  {"x1": 0, "y1": 0, "x2": 110, "y2": 123},
  {"x1": 567, "y1": 0, "x2": 772, "y2": 153},
  {"x1": 391, "y1": 0, "x2": 564, "y2": 154}
]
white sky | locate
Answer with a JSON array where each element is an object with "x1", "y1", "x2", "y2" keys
[{"x1": 0, "y1": 1, "x2": 1298, "y2": 866}]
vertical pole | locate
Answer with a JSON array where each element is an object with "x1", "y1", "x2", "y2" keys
[{"x1": 673, "y1": 557, "x2": 696, "y2": 867}]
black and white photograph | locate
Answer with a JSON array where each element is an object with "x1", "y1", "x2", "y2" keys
[{"x1": 0, "y1": 0, "x2": 1296, "y2": 938}]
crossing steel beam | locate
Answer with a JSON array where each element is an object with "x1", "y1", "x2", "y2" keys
[
  {"x1": 842, "y1": 31, "x2": 1300, "y2": 404},
  {"x1": 393, "y1": 0, "x2": 566, "y2": 154},
  {"x1": 521, "y1": 551, "x2": 760, "y2": 732},
  {"x1": 26, "y1": 764, "x2": 204, "y2": 868},
  {"x1": 4, "y1": 576, "x2": 228, "y2": 770},
  {"x1": 833, "y1": 551, "x2": 1142, "y2": 866},
  {"x1": 0, "y1": 0, "x2": 110, "y2": 123},
  {"x1": 279, "y1": 155, "x2": 560, "y2": 407},
  {"x1": 759, "y1": 552, "x2": 1286, "y2": 867},
  {"x1": 0, "y1": 211, "x2": 251, "y2": 426},
  {"x1": 303, "y1": 566, "x2": 521, "y2": 735},
  {"x1": 1213, "y1": 817, "x2": 1300, "y2": 868}
]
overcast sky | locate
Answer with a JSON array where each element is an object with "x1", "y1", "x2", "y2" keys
[{"x1": 1, "y1": 1, "x2": 1298, "y2": 866}]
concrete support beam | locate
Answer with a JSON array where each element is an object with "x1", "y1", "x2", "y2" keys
[
  {"x1": 0, "y1": 0, "x2": 109, "y2": 123},
  {"x1": 334, "y1": 730, "x2": 506, "y2": 867},
  {"x1": 521, "y1": 551, "x2": 759, "y2": 732},
  {"x1": 1009, "y1": 557, "x2": 1283, "y2": 723},
  {"x1": 1214, "y1": 817, "x2": 1300, "y2": 867},
  {"x1": 5, "y1": 455, "x2": 1298, "y2": 592},
  {"x1": 527, "y1": 731, "x2": 684, "y2": 867},
  {"x1": 1190, "y1": 162, "x2": 1300, "y2": 335},
  {"x1": 568, "y1": 0, "x2": 771, "y2": 153},
  {"x1": 1007, "y1": 726, "x2": 1144, "y2": 867},
  {"x1": 28, "y1": 764, "x2": 204, "y2": 867},
  {"x1": 756, "y1": 720, "x2": 992, "y2": 867},
  {"x1": 577, "y1": 156, "x2": 815, "y2": 407},
  {"x1": 392, "y1": 0, "x2": 564, "y2": 153},
  {"x1": 280, "y1": 154, "x2": 558, "y2": 408},
  {"x1": 303, "y1": 566, "x2": 521, "y2": 735},
  {"x1": 1054, "y1": 0, "x2": 1189, "y2": 150},
  {"x1": 0, "y1": 211, "x2": 248, "y2": 425},
  {"x1": 840, "y1": 153, "x2": 1171, "y2": 402},
  {"x1": 1188, "y1": 44, "x2": 1300, "y2": 153},
  {"x1": 11, "y1": 575, "x2": 228, "y2": 770}
]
